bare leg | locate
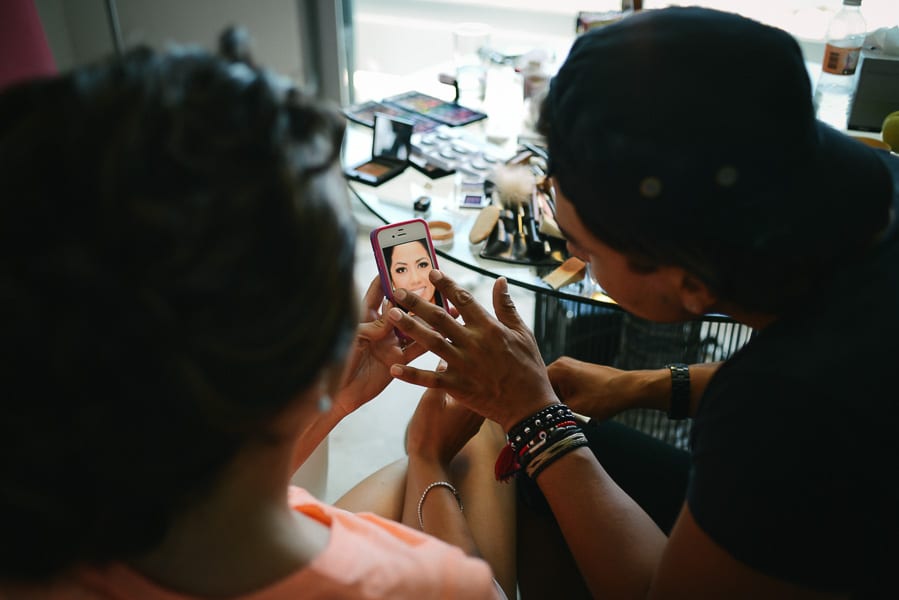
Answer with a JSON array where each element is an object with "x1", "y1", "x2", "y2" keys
[
  {"x1": 333, "y1": 457, "x2": 408, "y2": 519},
  {"x1": 334, "y1": 420, "x2": 517, "y2": 598},
  {"x1": 448, "y1": 420, "x2": 517, "y2": 598}
]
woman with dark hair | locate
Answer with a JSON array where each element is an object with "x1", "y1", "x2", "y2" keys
[{"x1": 0, "y1": 48, "x2": 513, "y2": 598}]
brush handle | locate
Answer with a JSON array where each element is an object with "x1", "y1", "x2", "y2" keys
[
  {"x1": 512, "y1": 211, "x2": 527, "y2": 259},
  {"x1": 525, "y1": 217, "x2": 544, "y2": 258}
]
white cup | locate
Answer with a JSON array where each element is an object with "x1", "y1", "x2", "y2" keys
[{"x1": 453, "y1": 22, "x2": 491, "y2": 105}]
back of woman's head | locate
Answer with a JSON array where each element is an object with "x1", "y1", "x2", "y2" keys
[{"x1": 0, "y1": 47, "x2": 356, "y2": 580}]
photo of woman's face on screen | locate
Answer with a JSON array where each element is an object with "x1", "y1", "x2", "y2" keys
[{"x1": 384, "y1": 239, "x2": 437, "y2": 304}]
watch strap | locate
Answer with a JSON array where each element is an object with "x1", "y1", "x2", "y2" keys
[{"x1": 666, "y1": 363, "x2": 690, "y2": 420}]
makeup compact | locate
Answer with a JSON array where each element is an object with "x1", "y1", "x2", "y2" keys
[{"x1": 345, "y1": 113, "x2": 414, "y2": 186}]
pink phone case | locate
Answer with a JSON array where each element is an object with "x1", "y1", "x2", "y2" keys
[{"x1": 370, "y1": 218, "x2": 449, "y2": 312}]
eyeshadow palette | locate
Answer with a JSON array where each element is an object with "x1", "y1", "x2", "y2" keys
[{"x1": 343, "y1": 91, "x2": 487, "y2": 132}]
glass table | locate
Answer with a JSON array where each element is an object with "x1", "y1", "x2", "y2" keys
[
  {"x1": 343, "y1": 121, "x2": 753, "y2": 449},
  {"x1": 344, "y1": 121, "x2": 615, "y2": 305}
]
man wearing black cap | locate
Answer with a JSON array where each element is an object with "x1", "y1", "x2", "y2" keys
[{"x1": 386, "y1": 6, "x2": 898, "y2": 598}]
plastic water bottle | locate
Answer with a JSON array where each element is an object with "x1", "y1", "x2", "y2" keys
[
  {"x1": 519, "y1": 53, "x2": 551, "y2": 129},
  {"x1": 522, "y1": 59, "x2": 549, "y2": 102},
  {"x1": 813, "y1": 0, "x2": 867, "y2": 130}
]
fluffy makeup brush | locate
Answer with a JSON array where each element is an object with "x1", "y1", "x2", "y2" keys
[{"x1": 490, "y1": 164, "x2": 535, "y2": 209}]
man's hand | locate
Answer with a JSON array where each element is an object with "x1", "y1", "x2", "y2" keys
[
  {"x1": 386, "y1": 270, "x2": 558, "y2": 431},
  {"x1": 547, "y1": 357, "x2": 634, "y2": 421}
]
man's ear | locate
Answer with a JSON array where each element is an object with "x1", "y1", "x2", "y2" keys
[{"x1": 677, "y1": 272, "x2": 718, "y2": 316}]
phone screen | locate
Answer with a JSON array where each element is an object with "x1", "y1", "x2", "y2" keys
[
  {"x1": 372, "y1": 219, "x2": 447, "y2": 311},
  {"x1": 381, "y1": 237, "x2": 443, "y2": 307}
]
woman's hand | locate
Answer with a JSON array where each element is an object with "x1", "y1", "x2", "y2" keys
[
  {"x1": 405, "y1": 365, "x2": 485, "y2": 466},
  {"x1": 386, "y1": 270, "x2": 558, "y2": 431},
  {"x1": 333, "y1": 276, "x2": 426, "y2": 416}
]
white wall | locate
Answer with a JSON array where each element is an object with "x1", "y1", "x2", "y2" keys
[{"x1": 34, "y1": 0, "x2": 306, "y2": 82}]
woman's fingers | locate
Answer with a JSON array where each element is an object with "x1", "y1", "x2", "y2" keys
[{"x1": 361, "y1": 275, "x2": 385, "y2": 316}]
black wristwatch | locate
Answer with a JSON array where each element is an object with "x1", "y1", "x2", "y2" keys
[{"x1": 666, "y1": 363, "x2": 690, "y2": 420}]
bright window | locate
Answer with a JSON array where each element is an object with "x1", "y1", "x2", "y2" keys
[
  {"x1": 642, "y1": 0, "x2": 898, "y2": 39},
  {"x1": 350, "y1": 0, "x2": 898, "y2": 101},
  {"x1": 397, "y1": 0, "x2": 898, "y2": 38}
]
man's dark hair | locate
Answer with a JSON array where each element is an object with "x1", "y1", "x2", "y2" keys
[
  {"x1": 539, "y1": 7, "x2": 893, "y2": 315},
  {"x1": 0, "y1": 47, "x2": 355, "y2": 579}
]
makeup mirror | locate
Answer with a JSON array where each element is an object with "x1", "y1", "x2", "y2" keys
[{"x1": 345, "y1": 113, "x2": 414, "y2": 186}]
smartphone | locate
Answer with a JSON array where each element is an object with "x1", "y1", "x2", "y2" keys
[{"x1": 370, "y1": 218, "x2": 449, "y2": 313}]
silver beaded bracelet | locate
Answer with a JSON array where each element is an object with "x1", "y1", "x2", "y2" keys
[{"x1": 417, "y1": 480, "x2": 463, "y2": 531}]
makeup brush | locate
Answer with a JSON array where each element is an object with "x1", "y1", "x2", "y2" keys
[
  {"x1": 491, "y1": 165, "x2": 546, "y2": 259},
  {"x1": 491, "y1": 164, "x2": 535, "y2": 210}
]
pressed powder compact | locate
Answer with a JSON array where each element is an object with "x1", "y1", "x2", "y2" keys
[{"x1": 345, "y1": 113, "x2": 414, "y2": 186}]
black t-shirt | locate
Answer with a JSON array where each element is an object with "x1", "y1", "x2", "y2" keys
[{"x1": 688, "y1": 154, "x2": 899, "y2": 597}]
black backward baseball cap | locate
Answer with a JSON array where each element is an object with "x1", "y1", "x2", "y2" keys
[{"x1": 541, "y1": 7, "x2": 894, "y2": 259}]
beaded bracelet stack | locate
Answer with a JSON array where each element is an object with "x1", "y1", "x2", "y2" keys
[{"x1": 494, "y1": 403, "x2": 589, "y2": 482}]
